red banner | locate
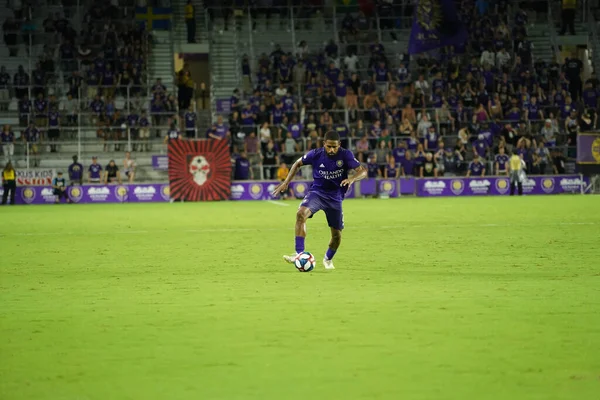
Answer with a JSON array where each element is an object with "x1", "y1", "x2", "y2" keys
[{"x1": 168, "y1": 139, "x2": 231, "y2": 201}]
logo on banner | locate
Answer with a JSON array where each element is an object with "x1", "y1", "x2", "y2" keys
[
  {"x1": 230, "y1": 184, "x2": 245, "y2": 200},
  {"x1": 541, "y1": 178, "x2": 555, "y2": 194},
  {"x1": 469, "y1": 179, "x2": 491, "y2": 194},
  {"x1": 21, "y1": 187, "x2": 36, "y2": 204},
  {"x1": 189, "y1": 155, "x2": 211, "y2": 186},
  {"x1": 559, "y1": 178, "x2": 582, "y2": 192},
  {"x1": 592, "y1": 138, "x2": 600, "y2": 161},
  {"x1": 450, "y1": 179, "x2": 464, "y2": 195},
  {"x1": 70, "y1": 186, "x2": 83, "y2": 203},
  {"x1": 295, "y1": 183, "x2": 307, "y2": 195},
  {"x1": 249, "y1": 183, "x2": 263, "y2": 199},
  {"x1": 522, "y1": 178, "x2": 536, "y2": 194},
  {"x1": 88, "y1": 187, "x2": 110, "y2": 202},
  {"x1": 133, "y1": 186, "x2": 156, "y2": 201},
  {"x1": 423, "y1": 180, "x2": 446, "y2": 195},
  {"x1": 379, "y1": 180, "x2": 395, "y2": 194},
  {"x1": 160, "y1": 184, "x2": 170, "y2": 200},
  {"x1": 168, "y1": 140, "x2": 231, "y2": 201},
  {"x1": 115, "y1": 185, "x2": 129, "y2": 202},
  {"x1": 495, "y1": 178, "x2": 510, "y2": 194},
  {"x1": 41, "y1": 188, "x2": 56, "y2": 203}
]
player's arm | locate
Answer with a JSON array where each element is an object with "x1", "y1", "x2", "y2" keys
[
  {"x1": 342, "y1": 164, "x2": 367, "y2": 187},
  {"x1": 271, "y1": 157, "x2": 303, "y2": 196}
]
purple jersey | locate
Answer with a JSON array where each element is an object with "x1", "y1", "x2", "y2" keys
[
  {"x1": 215, "y1": 123, "x2": 228, "y2": 138},
  {"x1": 48, "y1": 111, "x2": 60, "y2": 127},
  {"x1": 582, "y1": 89, "x2": 598, "y2": 108},
  {"x1": 185, "y1": 112, "x2": 196, "y2": 129},
  {"x1": 335, "y1": 80, "x2": 347, "y2": 97},
  {"x1": 469, "y1": 161, "x2": 485, "y2": 176},
  {"x1": 401, "y1": 158, "x2": 415, "y2": 175},
  {"x1": 301, "y1": 148, "x2": 360, "y2": 202},
  {"x1": 289, "y1": 123, "x2": 303, "y2": 139},
  {"x1": 392, "y1": 147, "x2": 406, "y2": 163},
  {"x1": 495, "y1": 154, "x2": 509, "y2": 171},
  {"x1": 69, "y1": 162, "x2": 84, "y2": 180},
  {"x1": 89, "y1": 163, "x2": 103, "y2": 180},
  {"x1": 473, "y1": 139, "x2": 488, "y2": 157},
  {"x1": 333, "y1": 124, "x2": 348, "y2": 138},
  {"x1": 234, "y1": 157, "x2": 250, "y2": 180},
  {"x1": 272, "y1": 107, "x2": 284, "y2": 124},
  {"x1": 128, "y1": 114, "x2": 139, "y2": 127}
]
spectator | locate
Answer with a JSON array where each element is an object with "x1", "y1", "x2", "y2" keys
[
  {"x1": 261, "y1": 141, "x2": 278, "y2": 179},
  {"x1": 560, "y1": 0, "x2": 576, "y2": 35},
  {"x1": 467, "y1": 154, "x2": 486, "y2": 177},
  {"x1": 185, "y1": 0, "x2": 196, "y2": 43},
  {"x1": 88, "y1": 156, "x2": 103, "y2": 184},
  {"x1": 276, "y1": 162, "x2": 291, "y2": 199},
  {"x1": 367, "y1": 154, "x2": 381, "y2": 178},
  {"x1": 401, "y1": 151, "x2": 415, "y2": 176},
  {"x1": 420, "y1": 152, "x2": 437, "y2": 178},
  {"x1": 52, "y1": 171, "x2": 69, "y2": 204},
  {"x1": 0, "y1": 67, "x2": 10, "y2": 110},
  {"x1": 104, "y1": 159, "x2": 121, "y2": 184},
  {"x1": 384, "y1": 155, "x2": 398, "y2": 179},
  {"x1": 22, "y1": 122, "x2": 40, "y2": 167},
  {"x1": 495, "y1": 146, "x2": 509, "y2": 176},
  {"x1": 3, "y1": 17, "x2": 19, "y2": 57},
  {"x1": 122, "y1": 152, "x2": 136, "y2": 183},
  {"x1": 68, "y1": 155, "x2": 83, "y2": 185},
  {"x1": 1, "y1": 161, "x2": 16, "y2": 205},
  {"x1": 1, "y1": 125, "x2": 15, "y2": 163},
  {"x1": 234, "y1": 151, "x2": 252, "y2": 180}
]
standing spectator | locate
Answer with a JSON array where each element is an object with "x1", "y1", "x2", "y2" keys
[
  {"x1": 560, "y1": 0, "x2": 576, "y2": 35},
  {"x1": 495, "y1": 146, "x2": 509, "y2": 175},
  {"x1": 1, "y1": 161, "x2": 16, "y2": 205},
  {"x1": 552, "y1": 149, "x2": 566, "y2": 174},
  {"x1": 47, "y1": 106, "x2": 61, "y2": 153},
  {"x1": 384, "y1": 155, "x2": 399, "y2": 179},
  {"x1": 68, "y1": 155, "x2": 83, "y2": 185},
  {"x1": 23, "y1": 122, "x2": 41, "y2": 167},
  {"x1": 183, "y1": 105, "x2": 197, "y2": 138},
  {"x1": 185, "y1": 0, "x2": 196, "y2": 43},
  {"x1": 1, "y1": 125, "x2": 15, "y2": 163},
  {"x1": 52, "y1": 171, "x2": 69, "y2": 203},
  {"x1": 261, "y1": 140, "x2": 278, "y2": 179},
  {"x1": 3, "y1": 17, "x2": 19, "y2": 56},
  {"x1": 276, "y1": 162, "x2": 291, "y2": 199},
  {"x1": 234, "y1": 151, "x2": 252, "y2": 180},
  {"x1": 0, "y1": 66, "x2": 10, "y2": 110},
  {"x1": 88, "y1": 156, "x2": 103, "y2": 184}
]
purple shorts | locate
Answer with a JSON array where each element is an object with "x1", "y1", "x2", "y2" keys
[{"x1": 300, "y1": 191, "x2": 344, "y2": 230}]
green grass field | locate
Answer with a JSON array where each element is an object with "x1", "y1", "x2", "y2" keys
[{"x1": 1, "y1": 196, "x2": 599, "y2": 400}]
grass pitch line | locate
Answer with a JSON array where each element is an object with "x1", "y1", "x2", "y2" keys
[{"x1": 267, "y1": 200, "x2": 290, "y2": 207}]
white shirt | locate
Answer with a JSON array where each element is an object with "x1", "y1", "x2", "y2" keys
[
  {"x1": 275, "y1": 87, "x2": 287, "y2": 97},
  {"x1": 260, "y1": 127, "x2": 271, "y2": 143},
  {"x1": 344, "y1": 55, "x2": 358, "y2": 73},
  {"x1": 480, "y1": 50, "x2": 495, "y2": 67},
  {"x1": 496, "y1": 51, "x2": 511, "y2": 68},
  {"x1": 415, "y1": 80, "x2": 430, "y2": 94}
]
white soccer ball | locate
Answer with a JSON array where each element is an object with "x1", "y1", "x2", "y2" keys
[{"x1": 294, "y1": 252, "x2": 315, "y2": 272}]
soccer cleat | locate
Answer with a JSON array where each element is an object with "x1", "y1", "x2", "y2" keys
[
  {"x1": 283, "y1": 254, "x2": 298, "y2": 264},
  {"x1": 323, "y1": 258, "x2": 335, "y2": 270}
]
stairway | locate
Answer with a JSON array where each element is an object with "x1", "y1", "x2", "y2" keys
[
  {"x1": 210, "y1": 30, "x2": 240, "y2": 101},
  {"x1": 172, "y1": 0, "x2": 209, "y2": 44},
  {"x1": 148, "y1": 31, "x2": 176, "y2": 93}
]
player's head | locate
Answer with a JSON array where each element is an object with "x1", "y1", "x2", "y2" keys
[{"x1": 323, "y1": 131, "x2": 341, "y2": 157}]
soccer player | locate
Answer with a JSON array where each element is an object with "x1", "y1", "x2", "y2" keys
[{"x1": 272, "y1": 131, "x2": 367, "y2": 270}]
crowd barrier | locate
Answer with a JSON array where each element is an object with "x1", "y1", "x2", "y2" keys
[{"x1": 1, "y1": 175, "x2": 588, "y2": 205}]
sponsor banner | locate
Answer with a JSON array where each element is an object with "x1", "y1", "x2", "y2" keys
[
  {"x1": 359, "y1": 178, "x2": 416, "y2": 196},
  {"x1": 577, "y1": 133, "x2": 600, "y2": 164},
  {"x1": 16, "y1": 169, "x2": 56, "y2": 186},
  {"x1": 14, "y1": 184, "x2": 171, "y2": 204},
  {"x1": 151, "y1": 155, "x2": 169, "y2": 171},
  {"x1": 417, "y1": 175, "x2": 588, "y2": 197}
]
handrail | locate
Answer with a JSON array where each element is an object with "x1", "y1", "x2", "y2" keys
[{"x1": 547, "y1": 0, "x2": 560, "y2": 62}]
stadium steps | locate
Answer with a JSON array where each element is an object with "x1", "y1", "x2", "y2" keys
[
  {"x1": 172, "y1": 0, "x2": 209, "y2": 44},
  {"x1": 210, "y1": 30, "x2": 240, "y2": 101},
  {"x1": 149, "y1": 31, "x2": 176, "y2": 92}
]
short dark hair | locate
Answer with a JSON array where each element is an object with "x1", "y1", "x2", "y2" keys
[{"x1": 324, "y1": 131, "x2": 340, "y2": 142}]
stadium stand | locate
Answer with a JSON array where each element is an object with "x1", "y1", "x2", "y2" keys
[{"x1": 205, "y1": 0, "x2": 598, "y2": 181}]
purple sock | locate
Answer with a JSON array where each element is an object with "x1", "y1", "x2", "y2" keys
[
  {"x1": 325, "y1": 248, "x2": 337, "y2": 260},
  {"x1": 295, "y1": 236, "x2": 305, "y2": 254}
]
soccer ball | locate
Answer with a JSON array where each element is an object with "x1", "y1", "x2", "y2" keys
[{"x1": 294, "y1": 252, "x2": 315, "y2": 272}]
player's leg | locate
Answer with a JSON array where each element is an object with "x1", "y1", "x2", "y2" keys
[
  {"x1": 322, "y1": 207, "x2": 343, "y2": 269},
  {"x1": 283, "y1": 200, "x2": 315, "y2": 263}
]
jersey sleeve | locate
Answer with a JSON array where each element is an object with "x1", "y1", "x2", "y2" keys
[
  {"x1": 301, "y1": 149, "x2": 316, "y2": 165},
  {"x1": 345, "y1": 150, "x2": 361, "y2": 169}
]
